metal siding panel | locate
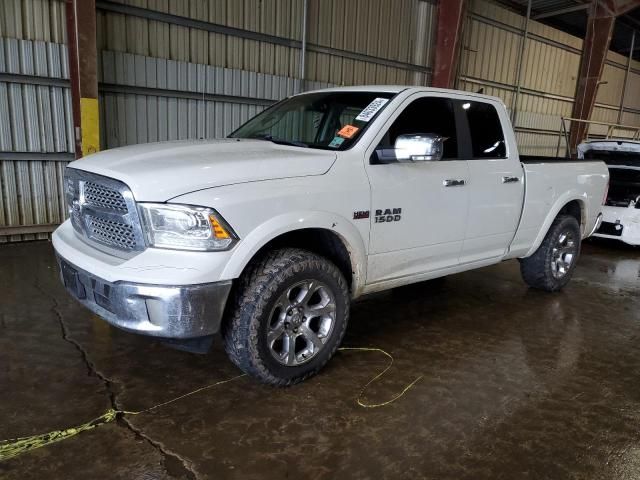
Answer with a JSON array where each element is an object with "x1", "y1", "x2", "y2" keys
[
  {"x1": 1, "y1": 160, "x2": 19, "y2": 235},
  {"x1": 98, "y1": 0, "x2": 434, "y2": 83},
  {"x1": 625, "y1": 72, "x2": 640, "y2": 110},
  {"x1": 63, "y1": 88, "x2": 74, "y2": 152},
  {"x1": 104, "y1": 93, "x2": 117, "y2": 148},
  {"x1": 15, "y1": 161, "x2": 34, "y2": 240},
  {"x1": 597, "y1": 63, "x2": 625, "y2": 107},
  {"x1": 125, "y1": 94, "x2": 138, "y2": 145},
  {"x1": 158, "y1": 96, "x2": 168, "y2": 140},
  {"x1": 0, "y1": 0, "x2": 66, "y2": 43},
  {"x1": 0, "y1": 83, "x2": 11, "y2": 150},
  {"x1": 8, "y1": 84, "x2": 26, "y2": 151},
  {"x1": 24, "y1": 84, "x2": 41, "y2": 151},
  {"x1": 51, "y1": 86, "x2": 67, "y2": 151},
  {"x1": 136, "y1": 95, "x2": 148, "y2": 143}
]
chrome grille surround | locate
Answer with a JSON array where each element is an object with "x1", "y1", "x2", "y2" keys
[{"x1": 64, "y1": 168, "x2": 146, "y2": 258}]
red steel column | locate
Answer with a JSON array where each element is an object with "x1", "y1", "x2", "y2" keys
[
  {"x1": 569, "y1": 1, "x2": 616, "y2": 155},
  {"x1": 432, "y1": 0, "x2": 467, "y2": 89},
  {"x1": 65, "y1": 0, "x2": 99, "y2": 159}
]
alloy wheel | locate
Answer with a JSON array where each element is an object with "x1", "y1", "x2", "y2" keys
[{"x1": 267, "y1": 280, "x2": 337, "y2": 366}]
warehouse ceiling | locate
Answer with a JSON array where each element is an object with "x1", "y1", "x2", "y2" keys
[{"x1": 498, "y1": 0, "x2": 640, "y2": 60}]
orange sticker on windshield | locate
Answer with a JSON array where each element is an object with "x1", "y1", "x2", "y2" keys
[{"x1": 338, "y1": 124, "x2": 360, "y2": 139}]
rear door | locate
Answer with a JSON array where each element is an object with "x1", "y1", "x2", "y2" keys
[
  {"x1": 364, "y1": 94, "x2": 470, "y2": 285},
  {"x1": 458, "y1": 100, "x2": 525, "y2": 263}
]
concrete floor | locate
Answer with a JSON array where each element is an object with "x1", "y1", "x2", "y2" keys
[{"x1": 1, "y1": 240, "x2": 640, "y2": 479}]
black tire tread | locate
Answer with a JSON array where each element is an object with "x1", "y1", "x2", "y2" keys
[
  {"x1": 519, "y1": 214, "x2": 581, "y2": 292},
  {"x1": 222, "y1": 248, "x2": 349, "y2": 386}
]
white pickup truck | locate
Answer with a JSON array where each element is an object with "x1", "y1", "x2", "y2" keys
[
  {"x1": 578, "y1": 139, "x2": 640, "y2": 245},
  {"x1": 53, "y1": 86, "x2": 609, "y2": 385}
]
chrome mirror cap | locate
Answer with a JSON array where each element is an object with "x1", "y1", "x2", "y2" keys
[{"x1": 394, "y1": 133, "x2": 444, "y2": 162}]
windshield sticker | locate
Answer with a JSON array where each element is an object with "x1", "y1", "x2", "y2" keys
[
  {"x1": 338, "y1": 124, "x2": 360, "y2": 139},
  {"x1": 355, "y1": 97, "x2": 389, "y2": 122},
  {"x1": 329, "y1": 136, "x2": 345, "y2": 148}
]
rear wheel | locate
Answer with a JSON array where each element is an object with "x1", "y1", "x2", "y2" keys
[
  {"x1": 222, "y1": 248, "x2": 349, "y2": 386},
  {"x1": 519, "y1": 214, "x2": 581, "y2": 292}
]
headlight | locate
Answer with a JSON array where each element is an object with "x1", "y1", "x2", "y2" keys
[{"x1": 138, "y1": 203, "x2": 238, "y2": 251}]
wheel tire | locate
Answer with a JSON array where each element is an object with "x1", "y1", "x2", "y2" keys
[
  {"x1": 519, "y1": 214, "x2": 581, "y2": 292},
  {"x1": 222, "y1": 248, "x2": 350, "y2": 386}
]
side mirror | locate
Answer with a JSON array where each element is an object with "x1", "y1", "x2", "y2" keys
[{"x1": 394, "y1": 133, "x2": 444, "y2": 162}]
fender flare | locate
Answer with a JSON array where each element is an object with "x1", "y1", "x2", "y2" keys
[
  {"x1": 220, "y1": 211, "x2": 368, "y2": 296},
  {"x1": 522, "y1": 192, "x2": 588, "y2": 258}
]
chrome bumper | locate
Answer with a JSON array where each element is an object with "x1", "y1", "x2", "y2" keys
[{"x1": 56, "y1": 255, "x2": 232, "y2": 339}]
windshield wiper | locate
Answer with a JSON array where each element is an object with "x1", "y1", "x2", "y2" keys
[{"x1": 249, "y1": 134, "x2": 308, "y2": 148}]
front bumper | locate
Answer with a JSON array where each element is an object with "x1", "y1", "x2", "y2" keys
[
  {"x1": 592, "y1": 205, "x2": 640, "y2": 246},
  {"x1": 56, "y1": 255, "x2": 232, "y2": 339}
]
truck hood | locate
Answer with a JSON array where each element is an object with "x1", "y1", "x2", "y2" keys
[{"x1": 69, "y1": 139, "x2": 337, "y2": 201}]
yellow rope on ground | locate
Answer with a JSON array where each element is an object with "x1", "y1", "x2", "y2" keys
[
  {"x1": 0, "y1": 348, "x2": 422, "y2": 461},
  {"x1": 0, "y1": 409, "x2": 119, "y2": 461},
  {"x1": 123, "y1": 373, "x2": 248, "y2": 416},
  {"x1": 0, "y1": 375, "x2": 246, "y2": 462},
  {"x1": 338, "y1": 347, "x2": 423, "y2": 408}
]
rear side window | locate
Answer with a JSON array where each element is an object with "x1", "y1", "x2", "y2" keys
[{"x1": 463, "y1": 101, "x2": 506, "y2": 159}]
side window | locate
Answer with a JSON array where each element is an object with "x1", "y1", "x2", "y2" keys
[
  {"x1": 377, "y1": 97, "x2": 459, "y2": 159},
  {"x1": 463, "y1": 101, "x2": 507, "y2": 158}
]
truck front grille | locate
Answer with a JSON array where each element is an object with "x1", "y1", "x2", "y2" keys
[
  {"x1": 64, "y1": 169, "x2": 145, "y2": 257},
  {"x1": 84, "y1": 181, "x2": 128, "y2": 213},
  {"x1": 86, "y1": 215, "x2": 137, "y2": 250}
]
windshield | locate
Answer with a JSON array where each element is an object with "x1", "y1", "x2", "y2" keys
[{"x1": 229, "y1": 91, "x2": 396, "y2": 150}]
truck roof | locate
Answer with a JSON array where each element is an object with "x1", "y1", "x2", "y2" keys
[{"x1": 300, "y1": 85, "x2": 504, "y2": 104}]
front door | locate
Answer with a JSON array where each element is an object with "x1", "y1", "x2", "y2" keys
[{"x1": 365, "y1": 95, "x2": 470, "y2": 285}]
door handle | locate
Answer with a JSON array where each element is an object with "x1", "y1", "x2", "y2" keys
[
  {"x1": 502, "y1": 176, "x2": 520, "y2": 184},
  {"x1": 443, "y1": 179, "x2": 466, "y2": 187}
]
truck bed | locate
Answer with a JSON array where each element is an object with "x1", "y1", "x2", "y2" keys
[{"x1": 505, "y1": 157, "x2": 609, "y2": 258}]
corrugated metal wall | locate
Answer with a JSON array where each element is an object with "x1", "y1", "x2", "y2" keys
[
  {"x1": 0, "y1": 0, "x2": 66, "y2": 43},
  {"x1": 99, "y1": 50, "x2": 333, "y2": 147},
  {"x1": 0, "y1": 35, "x2": 73, "y2": 242},
  {"x1": 2, "y1": 0, "x2": 640, "y2": 241},
  {"x1": 95, "y1": 0, "x2": 437, "y2": 86},
  {"x1": 94, "y1": 0, "x2": 438, "y2": 148},
  {"x1": 458, "y1": 0, "x2": 640, "y2": 156}
]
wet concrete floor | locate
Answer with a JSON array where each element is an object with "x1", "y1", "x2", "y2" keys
[{"x1": 1, "y1": 240, "x2": 640, "y2": 479}]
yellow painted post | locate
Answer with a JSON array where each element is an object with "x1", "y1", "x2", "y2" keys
[{"x1": 80, "y1": 97, "x2": 100, "y2": 155}]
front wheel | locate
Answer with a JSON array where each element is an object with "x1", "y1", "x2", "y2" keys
[
  {"x1": 222, "y1": 248, "x2": 350, "y2": 386},
  {"x1": 519, "y1": 214, "x2": 581, "y2": 292}
]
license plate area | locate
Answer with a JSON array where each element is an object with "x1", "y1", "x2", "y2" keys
[
  {"x1": 597, "y1": 221, "x2": 623, "y2": 237},
  {"x1": 60, "y1": 261, "x2": 87, "y2": 299}
]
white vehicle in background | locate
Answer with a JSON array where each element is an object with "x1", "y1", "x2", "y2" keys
[
  {"x1": 579, "y1": 140, "x2": 640, "y2": 246},
  {"x1": 53, "y1": 86, "x2": 609, "y2": 385}
]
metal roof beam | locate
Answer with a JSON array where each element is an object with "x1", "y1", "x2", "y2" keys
[
  {"x1": 614, "y1": 0, "x2": 640, "y2": 15},
  {"x1": 569, "y1": 1, "x2": 616, "y2": 154}
]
